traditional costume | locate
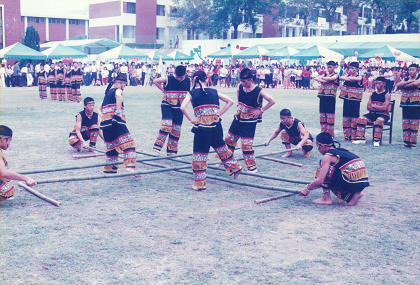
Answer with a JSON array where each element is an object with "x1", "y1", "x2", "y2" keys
[
  {"x1": 318, "y1": 62, "x2": 339, "y2": 137},
  {"x1": 68, "y1": 110, "x2": 100, "y2": 150},
  {"x1": 225, "y1": 84, "x2": 262, "y2": 172},
  {"x1": 153, "y1": 69, "x2": 191, "y2": 155},
  {"x1": 0, "y1": 155, "x2": 16, "y2": 201},
  {"x1": 100, "y1": 79, "x2": 136, "y2": 173},
  {"x1": 315, "y1": 147, "x2": 369, "y2": 203},
  {"x1": 48, "y1": 69, "x2": 57, "y2": 100},
  {"x1": 65, "y1": 69, "x2": 72, "y2": 101},
  {"x1": 355, "y1": 79, "x2": 390, "y2": 143},
  {"x1": 280, "y1": 118, "x2": 313, "y2": 153},
  {"x1": 400, "y1": 66, "x2": 420, "y2": 148},
  {"x1": 56, "y1": 65, "x2": 65, "y2": 101},
  {"x1": 71, "y1": 67, "x2": 83, "y2": 103},
  {"x1": 339, "y1": 62, "x2": 364, "y2": 140},
  {"x1": 189, "y1": 86, "x2": 242, "y2": 191},
  {"x1": 38, "y1": 70, "x2": 47, "y2": 100}
]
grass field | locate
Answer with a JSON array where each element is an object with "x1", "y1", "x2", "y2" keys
[{"x1": 0, "y1": 84, "x2": 419, "y2": 284}]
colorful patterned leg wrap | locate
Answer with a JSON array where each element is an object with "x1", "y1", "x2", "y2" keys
[
  {"x1": 410, "y1": 119, "x2": 419, "y2": 148},
  {"x1": 281, "y1": 131, "x2": 313, "y2": 155},
  {"x1": 72, "y1": 85, "x2": 81, "y2": 103},
  {"x1": 154, "y1": 103, "x2": 175, "y2": 153},
  {"x1": 66, "y1": 87, "x2": 73, "y2": 101},
  {"x1": 319, "y1": 96, "x2": 336, "y2": 137},
  {"x1": 89, "y1": 124, "x2": 100, "y2": 148},
  {"x1": 225, "y1": 116, "x2": 240, "y2": 152},
  {"x1": 343, "y1": 99, "x2": 360, "y2": 140},
  {"x1": 103, "y1": 124, "x2": 136, "y2": 172},
  {"x1": 0, "y1": 181, "x2": 16, "y2": 201},
  {"x1": 192, "y1": 152, "x2": 208, "y2": 191},
  {"x1": 167, "y1": 108, "x2": 183, "y2": 155},
  {"x1": 241, "y1": 137, "x2": 256, "y2": 171},
  {"x1": 104, "y1": 150, "x2": 119, "y2": 174},
  {"x1": 58, "y1": 86, "x2": 66, "y2": 101},
  {"x1": 355, "y1": 116, "x2": 368, "y2": 140},
  {"x1": 39, "y1": 85, "x2": 47, "y2": 99},
  {"x1": 373, "y1": 118, "x2": 386, "y2": 142},
  {"x1": 51, "y1": 87, "x2": 57, "y2": 100}
]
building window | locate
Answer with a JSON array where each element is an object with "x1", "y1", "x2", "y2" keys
[
  {"x1": 69, "y1": 19, "x2": 85, "y2": 25},
  {"x1": 123, "y1": 25, "x2": 135, "y2": 38},
  {"x1": 157, "y1": 5, "x2": 165, "y2": 16},
  {"x1": 27, "y1": 17, "x2": 45, "y2": 24},
  {"x1": 334, "y1": 12, "x2": 341, "y2": 23},
  {"x1": 156, "y1": 28, "x2": 164, "y2": 40},
  {"x1": 21, "y1": 16, "x2": 25, "y2": 22},
  {"x1": 49, "y1": 18, "x2": 66, "y2": 24},
  {"x1": 222, "y1": 31, "x2": 227, "y2": 39},
  {"x1": 127, "y1": 2, "x2": 135, "y2": 14}
]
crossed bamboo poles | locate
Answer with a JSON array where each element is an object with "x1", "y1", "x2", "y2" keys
[{"x1": 18, "y1": 144, "x2": 309, "y2": 206}]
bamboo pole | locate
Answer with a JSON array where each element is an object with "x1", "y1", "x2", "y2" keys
[
  {"x1": 254, "y1": 193, "x2": 297, "y2": 204},
  {"x1": 72, "y1": 153, "x2": 106, "y2": 159},
  {"x1": 259, "y1": 156, "x2": 304, "y2": 167},
  {"x1": 18, "y1": 182, "x2": 62, "y2": 207}
]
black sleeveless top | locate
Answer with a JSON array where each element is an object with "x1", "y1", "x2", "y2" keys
[
  {"x1": 78, "y1": 110, "x2": 99, "y2": 130},
  {"x1": 189, "y1": 87, "x2": 220, "y2": 131},
  {"x1": 237, "y1": 84, "x2": 263, "y2": 123},
  {"x1": 370, "y1": 90, "x2": 389, "y2": 116},
  {"x1": 280, "y1": 118, "x2": 313, "y2": 140},
  {"x1": 163, "y1": 75, "x2": 191, "y2": 106}
]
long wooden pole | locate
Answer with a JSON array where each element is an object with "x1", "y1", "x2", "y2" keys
[
  {"x1": 254, "y1": 193, "x2": 297, "y2": 204},
  {"x1": 18, "y1": 182, "x2": 62, "y2": 207},
  {"x1": 72, "y1": 153, "x2": 106, "y2": 159},
  {"x1": 259, "y1": 156, "x2": 303, "y2": 167}
]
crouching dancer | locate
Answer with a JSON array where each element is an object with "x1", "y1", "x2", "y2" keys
[
  {"x1": 300, "y1": 132, "x2": 369, "y2": 206},
  {"x1": 0, "y1": 125, "x2": 37, "y2": 201},
  {"x1": 180, "y1": 71, "x2": 242, "y2": 191},
  {"x1": 264, "y1": 109, "x2": 313, "y2": 157},
  {"x1": 97, "y1": 74, "x2": 137, "y2": 174}
]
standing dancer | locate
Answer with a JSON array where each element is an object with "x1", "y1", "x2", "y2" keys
[
  {"x1": 180, "y1": 71, "x2": 242, "y2": 191},
  {"x1": 64, "y1": 64, "x2": 73, "y2": 101},
  {"x1": 313, "y1": 61, "x2": 339, "y2": 137},
  {"x1": 47, "y1": 63, "x2": 57, "y2": 100},
  {"x1": 152, "y1": 65, "x2": 191, "y2": 155},
  {"x1": 396, "y1": 64, "x2": 420, "y2": 149},
  {"x1": 97, "y1": 74, "x2": 137, "y2": 174},
  {"x1": 339, "y1": 62, "x2": 363, "y2": 141},
  {"x1": 71, "y1": 62, "x2": 83, "y2": 103},
  {"x1": 352, "y1": 76, "x2": 391, "y2": 146},
  {"x1": 38, "y1": 63, "x2": 47, "y2": 100},
  {"x1": 225, "y1": 68, "x2": 275, "y2": 173},
  {"x1": 56, "y1": 61, "x2": 65, "y2": 101}
]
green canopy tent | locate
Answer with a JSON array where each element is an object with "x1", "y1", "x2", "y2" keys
[
  {"x1": 290, "y1": 45, "x2": 344, "y2": 60},
  {"x1": 167, "y1": 50, "x2": 194, "y2": 61},
  {"x1": 207, "y1": 46, "x2": 242, "y2": 58},
  {"x1": 393, "y1": 42, "x2": 420, "y2": 58},
  {"x1": 148, "y1": 50, "x2": 173, "y2": 61},
  {"x1": 0, "y1": 42, "x2": 47, "y2": 59},
  {"x1": 98, "y1": 45, "x2": 149, "y2": 60},
  {"x1": 40, "y1": 38, "x2": 121, "y2": 54},
  {"x1": 232, "y1": 45, "x2": 270, "y2": 59},
  {"x1": 357, "y1": 45, "x2": 416, "y2": 61},
  {"x1": 355, "y1": 42, "x2": 394, "y2": 54},
  {"x1": 41, "y1": 44, "x2": 88, "y2": 59},
  {"x1": 264, "y1": 46, "x2": 300, "y2": 59},
  {"x1": 326, "y1": 42, "x2": 367, "y2": 57}
]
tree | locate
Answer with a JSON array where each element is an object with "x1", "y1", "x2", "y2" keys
[
  {"x1": 23, "y1": 26, "x2": 40, "y2": 51},
  {"x1": 242, "y1": 0, "x2": 280, "y2": 37},
  {"x1": 396, "y1": 0, "x2": 420, "y2": 33},
  {"x1": 212, "y1": 0, "x2": 246, "y2": 39}
]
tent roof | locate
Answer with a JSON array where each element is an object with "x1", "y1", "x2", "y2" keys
[
  {"x1": 233, "y1": 45, "x2": 270, "y2": 59},
  {"x1": 41, "y1": 44, "x2": 87, "y2": 59},
  {"x1": 290, "y1": 45, "x2": 344, "y2": 60},
  {"x1": 167, "y1": 51, "x2": 194, "y2": 61},
  {"x1": 40, "y1": 38, "x2": 121, "y2": 54},
  {"x1": 357, "y1": 45, "x2": 416, "y2": 61},
  {"x1": 264, "y1": 46, "x2": 300, "y2": 59},
  {"x1": 207, "y1": 46, "x2": 242, "y2": 58},
  {"x1": 98, "y1": 45, "x2": 149, "y2": 60},
  {"x1": 392, "y1": 42, "x2": 420, "y2": 58},
  {"x1": 0, "y1": 42, "x2": 47, "y2": 59},
  {"x1": 326, "y1": 42, "x2": 367, "y2": 57},
  {"x1": 148, "y1": 50, "x2": 173, "y2": 61}
]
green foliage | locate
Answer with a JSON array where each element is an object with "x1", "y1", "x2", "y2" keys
[{"x1": 22, "y1": 26, "x2": 40, "y2": 51}]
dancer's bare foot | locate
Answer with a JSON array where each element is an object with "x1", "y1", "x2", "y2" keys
[
  {"x1": 346, "y1": 192, "x2": 364, "y2": 206},
  {"x1": 282, "y1": 151, "x2": 293, "y2": 158},
  {"x1": 126, "y1": 167, "x2": 141, "y2": 177},
  {"x1": 341, "y1": 138, "x2": 349, "y2": 141},
  {"x1": 191, "y1": 183, "x2": 205, "y2": 192},
  {"x1": 300, "y1": 188, "x2": 309, "y2": 196},
  {"x1": 313, "y1": 196, "x2": 333, "y2": 204},
  {"x1": 4, "y1": 196, "x2": 15, "y2": 200},
  {"x1": 401, "y1": 144, "x2": 408, "y2": 148},
  {"x1": 411, "y1": 146, "x2": 417, "y2": 149},
  {"x1": 233, "y1": 168, "x2": 242, "y2": 179}
]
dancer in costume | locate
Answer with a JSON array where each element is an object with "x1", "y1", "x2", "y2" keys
[
  {"x1": 300, "y1": 132, "x2": 369, "y2": 206},
  {"x1": 313, "y1": 61, "x2": 339, "y2": 137},
  {"x1": 38, "y1": 63, "x2": 47, "y2": 100},
  {"x1": 56, "y1": 61, "x2": 65, "y2": 101},
  {"x1": 396, "y1": 64, "x2": 420, "y2": 149},
  {"x1": 64, "y1": 64, "x2": 73, "y2": 101},
  {"x1": 0, "y1": 125, "x2": 37, "y2": 201},
  {"x1": 339, "y1": 62, "x2": 364, "y2": 141},
  {"x1": 97, "y1": 74, "x2": 137, "y2": 174},
  {"x1": 68, "y1": 97, "x2": 104, "y2": 152},
  {"x1": 71, "y1": 62, "x2": 83, "y2": 103},
  {"x1": 352, "y1": 76, "x2": 391, "y2": 146},
  {"x1": 153, "y1": 65, "x2": 191, "y2": 155},
  {"x1": 225, "y1": 68, "x2": 275, "y2": 173},
  {"x1": 47, "y1": 63, "x2": 57, "y2": 101},
  {"x1": 264, "y1": 109, "x2": 313, "y2": 157},
  {"x1": 180, "y1": 71, "x2": 242, "y2": 191}
]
